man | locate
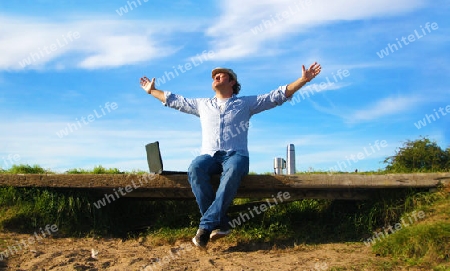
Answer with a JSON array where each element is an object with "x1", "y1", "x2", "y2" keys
[{"x1": 140, "y1": 62, "x2": 321, "y2": 249}]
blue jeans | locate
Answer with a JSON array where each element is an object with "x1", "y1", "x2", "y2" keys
[{"x1": 188, "y1": 151, "x2": 249, "y2": 231}]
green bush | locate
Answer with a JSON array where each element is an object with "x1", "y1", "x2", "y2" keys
[
  {"x1": 384, "y1": 137, "x2": 449, "y2": 173},
  {"x1": 65, "y1": 165, "x2": 123, "y2": 174},
  {"x1": 6, "y1": 164, "x2": 49, "y2": 174}
]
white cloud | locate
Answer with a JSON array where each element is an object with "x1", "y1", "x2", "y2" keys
[
  {"x1": 0, "y1": 117, "x2": 201, "y2": 172},
  {"x1": 0, "y1": 16, "x2": 186, "y2": 70},
  {"x1": 308, "y1": 81, "x2": 351, "y2": 92},
  {"x1": 348, "y1": 95, "x2": 421, "y2": 123},
  {"x1": 207, "y1": 0, "x2": 426, "y2": 60},
  {"x1": 308, "y1": 94, "x2": 427, "y2": 124},
  {"x1": 77, "y1": 34, "x2": 168, "y2": 69}
]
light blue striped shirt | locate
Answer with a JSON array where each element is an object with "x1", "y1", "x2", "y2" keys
[{"x1": 163, "y1": 85, "x2": 290, "y2": 157}]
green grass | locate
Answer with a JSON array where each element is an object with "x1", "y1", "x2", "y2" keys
[
  {"x1": 65, "y1": 165, "x2": 123, "y2": 174},
  {"x1": 0, "y1": 186, "x2": 201, "y2": 237},
  {"x1": 2, "y1": 164, "x2": 51, "y2": 174},
  {"x1": 0, "y1": 164, "x2": 141, "y2": 174},
  {"x1": 371, "y1": 192, "x2": 450, "y2": 269},
  {"x1": 0, "y1": 186, "x2": 103, "y2": 235},
  {"x1": 373, "y1": 222, "x2": 450, "y2": 264},
  {"x1": 0, "y1": 164, "x2": 449, "y2": 269}
]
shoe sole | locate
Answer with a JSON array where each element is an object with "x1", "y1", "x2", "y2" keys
[
  {"x1": 209, "y1": 230, "x2": 231, "y2": 242},
  {"x1": 192, "y1": 237, "x2": 207, "y2": 250}
]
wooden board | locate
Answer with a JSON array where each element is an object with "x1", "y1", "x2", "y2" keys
[{"x1": 0, "y1": 173, "x2": 448, "y2": 200}]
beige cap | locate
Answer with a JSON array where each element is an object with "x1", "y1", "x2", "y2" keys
[{"x1": 211, "y1": 67, "x2": 238, "y2": 81}]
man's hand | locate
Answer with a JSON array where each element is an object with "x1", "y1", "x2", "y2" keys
[
  {"x1": 140, "y1": 76, "x2": 167, "y2": 103},
  {"x1": 140, "y1": 76, "x2": 156, "y2": 94},
  {"x1": 285, "y1": 62, "x2": 322, "y2": 98},
  {"x1": 301, "y1": 62, "x2": 321, "y2": 83}
]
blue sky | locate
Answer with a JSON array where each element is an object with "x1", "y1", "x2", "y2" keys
[{"x1": 1, "y1": 0, "x2": 449, "y2": 174}]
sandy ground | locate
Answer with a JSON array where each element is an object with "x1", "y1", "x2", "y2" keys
[{"x1": 0, "y1": 232, "x2": 433, "y2": 271}]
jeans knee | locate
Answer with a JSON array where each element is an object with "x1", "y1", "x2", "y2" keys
[
  {"x1": 188, "y1": 154, "x2": 215, "y2": 184},
  {"x1": 223, "y1": 155, "x2": 249, "y2": 177},
  {"x1": 188, "y1": 157, "x2": 205, "y2": 175},
  {"x1": 187, "y1": 163, "x2": 197, "y2": 175}
]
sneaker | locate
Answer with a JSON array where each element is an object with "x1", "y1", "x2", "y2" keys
[
  {"x1": 209, "y1": 225, "x2": 231, "y2": 242},
  {"x1": 192, "y1": 228, "x2": 210, "y2": 249}
]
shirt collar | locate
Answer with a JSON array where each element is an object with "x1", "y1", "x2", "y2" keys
[{"x1": 213, "y1": 94, "x2": 236, "y2": 102}]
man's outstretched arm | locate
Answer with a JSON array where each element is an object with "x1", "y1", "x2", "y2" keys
[
  {"x1": 140, "y1": 76, "x2": 166, "y2": 103},
  {"x1": 285, "y1": 62, "x2": 321, "y2": 98}
]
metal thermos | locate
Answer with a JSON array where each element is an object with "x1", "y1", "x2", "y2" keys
[
  {"x1": 274, "y1": 157, "x2": 286, "y2": 175},
  {"x1": 286, "y1": 144, "x2": 296, "y2": 175}
]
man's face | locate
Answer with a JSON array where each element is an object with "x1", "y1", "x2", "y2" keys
[{"x1": 212, "y1": 72, "x2": 235, "y2": 90}]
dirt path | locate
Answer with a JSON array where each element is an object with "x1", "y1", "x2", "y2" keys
[{"x1": 0, "y1": 232, "x2": 428, "y2": 271}]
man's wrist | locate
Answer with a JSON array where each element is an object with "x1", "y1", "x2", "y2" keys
[{"x1": 299, "y1": 77, "x2": 309, "y2": 84}]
